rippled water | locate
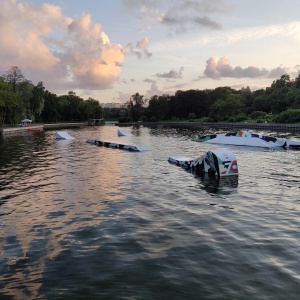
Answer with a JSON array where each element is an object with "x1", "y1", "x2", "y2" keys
[{"x1": 0, "y1": 125, "x2": 300, "y2": 299}]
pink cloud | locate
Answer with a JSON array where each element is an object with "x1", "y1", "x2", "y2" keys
[
  {"x1": 0, "y1": 0, "x2": 125, "y2": 93},
  {"x1": 203, "y1": 56, "x2": 285, "y2": 79}
]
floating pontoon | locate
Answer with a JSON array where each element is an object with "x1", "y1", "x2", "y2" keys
[
  {"x1": 193, "y1": 131, "x2": 300, "y2": 149},
  {"x1": 118, "y1": 129, "x2": 131, "y2": 136},
  {"x1": 55, "y1": 131, "x2": 75, "y2": 140},
  {"x1": 86, "y1": 139, "x2": 150, "y2": 152},
  {"x1": 168, "y1": 148, "x2": 238, "y2": 178}
]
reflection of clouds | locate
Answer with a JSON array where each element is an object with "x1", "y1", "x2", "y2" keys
[{"x1": 0, "y1": 128, "x2": 130, "y2": 298}]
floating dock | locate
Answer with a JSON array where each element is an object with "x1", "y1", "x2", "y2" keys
[{"x1": 86, "y1": 139, "x2": 150, "y2": 152}]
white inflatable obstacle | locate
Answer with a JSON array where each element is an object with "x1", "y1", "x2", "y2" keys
[
  {"x1": 118, "y1": 129, "x2": 131, "y2": 136},
  {"x1": 86, "y1": 139, "x2": 150, "y2": 152},
  {"x1": 55, "y1": 131, "x2": 75, "y2": 140},
  {"x1": 168, "y1": 148, "x2": 238, "y2": 178},
  {"x1": 193, "y1": 131, "x2": 292, "y2": 149}
]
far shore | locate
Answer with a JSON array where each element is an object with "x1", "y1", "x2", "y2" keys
[{"x1": 1, "y1": 121, "x2": 300, "y2": 136}]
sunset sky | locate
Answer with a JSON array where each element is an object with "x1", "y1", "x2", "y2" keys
[{"x1": 1, "y1": 0, "x2": 300, "y2": 104}]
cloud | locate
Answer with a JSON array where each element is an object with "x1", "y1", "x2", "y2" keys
[
  {"x1": 122, "y1": 0, "x2": 226, "y2": 34},
  {"x1": 117, "y1": 91, "x2": 132, "y2": 103},
  {"x1": 0, "y1": 0, "x2": 125, "y2": 93},
  {"x1": 0, "y1": 1, "x2": 70, "y2": 70},
  {"x1": 144, "y1": 78, "x2": 156, "y2": 83},
  {"x1": 203, "y1": 56, "x2": 287, "y2": 79},
  {"x1": 144, "y1": 81, "x2": 164, "y2": 99},
  {"x1": 156, "y1": 66, "x2": 184, "y2": 79},
  {"x1": 161, "y1": 15, "x2": 221, "y2": 33},
  {"x1": 124, "y1": 37, "x2": 152, "y2": 59},
  {"x1": 64, "y1": 13, "x2": 124, "y2": 90}
]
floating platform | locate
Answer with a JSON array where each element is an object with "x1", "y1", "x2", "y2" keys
[
  {"x1": 168, "y1": 149, "x2": 238, "y2": 178},
  {"x1": 193, "y1": 131, "x2": 285, "y2": 148},
  {"x1": 56, "y1": 131, "x2": 75, "y2": 140},
  {"x1": 118, "y1": 129, "x2": 131, "y2": 136},
  {"x1": 193, "y1": 131, "x2": 300, "y2": 150},
  {"x1": 86, "y1": 139, "x2": 150, "y2": 152}
]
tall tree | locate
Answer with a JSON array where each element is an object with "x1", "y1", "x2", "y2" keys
[
  {"x1": 0, "y1": 78, "x2": 18, "y2": 126},
  {"x1": 18, "y1": 80, "x2": 34, "y2": 119},
  {"x1": 209, "y1": 94, "x2": 244, "y2": 121},
  {"x1": 147, "y1": 94, "x2": 170, "y2": 121},
  {"x1": 29, "y1": 81, "x2": 45, "y2": 121},
  {"x1": 3, "y1": 66, "x2": 25, "y2": 93},
  {"x1": 127, "y1": 93, "x2": 147, "y2": 122},
  {"x1": 40, "y1": 90, "x2": 59, "y2": 122}
]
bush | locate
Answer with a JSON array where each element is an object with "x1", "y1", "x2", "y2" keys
[
  {"x1": 188, "y1": 113, "x2": 196, "y2": 120},
  {"x1": 198, "y1": 117, "x2": 213, "y2": 122},
  {"x1": 118, "y1": 117, "x2": 131, "y2": 123},
  {"x1": 274, "y1": 109, "x2": 300, "y2": 123},
  {"x1": 150, "y1": 116, "x2": 157, "y2": 122},
  {"x1": 250, "y1": 111, "x2": 267, "y2": 119}
]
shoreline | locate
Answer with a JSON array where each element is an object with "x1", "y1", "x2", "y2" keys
[
  {"x1": 0, "y1": 122, "x2": 86, "y2": 136},
  {"x1": 1, "y1": 121, "x2": 300, "y2": 136},
  {"x1": 116, "y1": 121, "x2": 300, "y2": 133}
]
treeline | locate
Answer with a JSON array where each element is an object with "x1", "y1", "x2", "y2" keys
[
  {"x1": 1, "y1": 66, "x2": 300, "y2": 126},
  {"x1": 124, "y1": 73, "x2": 300, "y2": 124},
  {"x1": 0, "y1": 66, "x2": 103, "y2": 125}
]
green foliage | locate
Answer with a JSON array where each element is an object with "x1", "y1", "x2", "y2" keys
[
  {"x1": 227, "y1": 114, "x2": 248, "y2": 122},
  {"x1": 3, "y1": 66, "x2": 25, "y2": 93},
  {"x1": 250, "y1": 111, "x2": 267, "y2": 119},
  {"x1": 0, "y1": 78, "x2": 19, "y2": 125},
  {"x1": 188, "y1": 112, "x2": 196, "y2": 120},
  {"x1": 209, "y1": 94, "x2": 244, "y2": 121},
  {"x1": 198, "y1": 116, "x2": 213, "y2": 122},
  {"x1": 3, "y1": 66, "x2": 300, "y2": 126},
  {"x1": 273, "y1": 109, "x2": 300, "y2": 123},
  {"x1": 30, "y1": 81, "x2": 45, "y2": 121}
]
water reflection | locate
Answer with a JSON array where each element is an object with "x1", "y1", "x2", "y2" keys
[
  {"x1": 2, "y1": 126, "x2": 300, "y2": 299},
  {"x1": 195, "y1": 173, "x2": 239, "y2": 195}
]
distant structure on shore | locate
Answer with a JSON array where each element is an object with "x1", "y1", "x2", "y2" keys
[{"x1": 100, "y1": 102, "x2": 127, "y2": 109}]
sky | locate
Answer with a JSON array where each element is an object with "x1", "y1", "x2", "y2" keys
[{"x1": 1, "y1": 0, "x2": 300, "y2": 104}]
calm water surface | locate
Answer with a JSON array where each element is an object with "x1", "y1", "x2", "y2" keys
[{"x1": 0, "y1": 126, "x2": 300, "y2": 299}]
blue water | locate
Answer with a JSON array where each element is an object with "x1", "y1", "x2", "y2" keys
[{"x1": 0, "y1": 125, "x2": 300, "y2": 299}]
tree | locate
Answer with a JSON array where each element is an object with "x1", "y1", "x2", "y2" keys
[
  {"x1": 0, "y1": 78, "x2": 18, "y2": 126},
  {"x1": 18, "y1": 80, "x2": 34, "y2": 119},
  {"x1": 265, "y1": 74, "x2": 292, "y2": 114},
  {"x1": 239, "y1": 86, "x2": 254, "y2": 115},
  {"x1": 29, "y1": 81, "x2": 45, "y2": 121},
  {"x1": 147, "y1": 94, "x2": 170, "y2": 121},
  {"x1": 209, "y1": 94, "x2": 244, "y2": 121},
  {"x1": 293, "y1": 71, "x2": 300, "y2": 89},
  {"x1": 127, "y1": 92, "x2": 147, "y2": 122},
  {"x1": 86, "y1": 98, "x2": 103, "y2": 119},
  {"x1": 40, "y1": 90, "x2": 59, "y2": 122},
  {"x1": 3, "y1": 66, "x2": 25, "y2": 93}
]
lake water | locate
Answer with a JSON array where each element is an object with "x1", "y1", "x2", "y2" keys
[{"x1": 0, "y1": 125, "x2": 300, "y2": 299}]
